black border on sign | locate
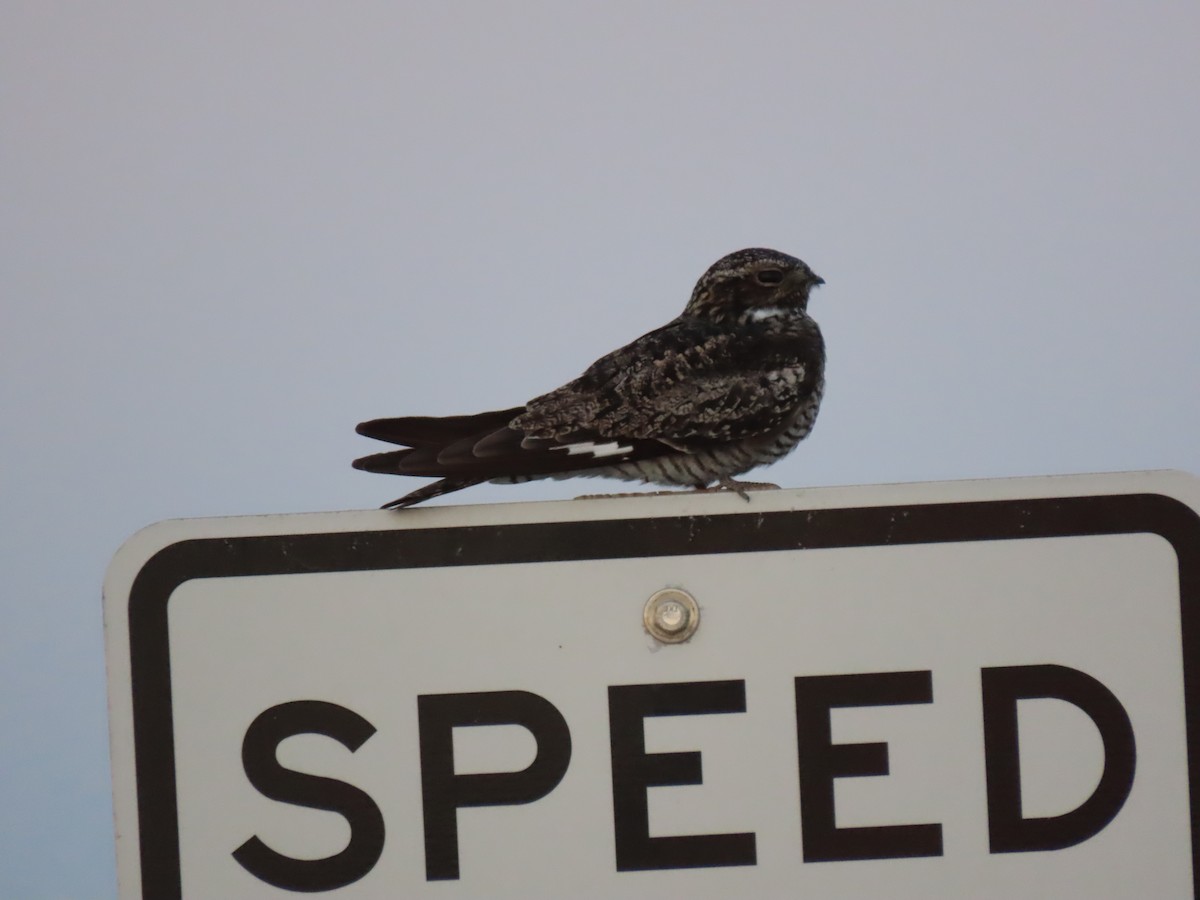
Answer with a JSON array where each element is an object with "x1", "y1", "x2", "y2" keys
[{"x1": 125, "y1": 493, "x2": 1200, "y2": 898}]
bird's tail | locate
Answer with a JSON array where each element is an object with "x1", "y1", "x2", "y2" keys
[
  {"x1": 353, "y1": 447, "x2": 489, "y2": 508},
  {"x1": 381, "y1": 477, "x2": 487, "y2": 509},
  {"x1": 354, "y1": 406, "x2": 525, "y2": 509}
]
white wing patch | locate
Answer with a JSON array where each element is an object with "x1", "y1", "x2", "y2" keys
[{"x1": 551, "y1": 440, "x2": 633, "y2": 458}]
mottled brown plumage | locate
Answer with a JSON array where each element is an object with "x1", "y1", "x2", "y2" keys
[{"x1": 355, "y1": 248, "x2": 826, "y2": 508}]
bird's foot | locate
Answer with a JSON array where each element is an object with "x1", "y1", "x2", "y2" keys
[
  {"x1": 573, "y1": 481, "x2": 780, "y2": 503},
  {"x1": 692, "y1": 478, "x2": 781, "y2": 502},
  {"x1": 574, "y1": 489, "x2": 692, "y2": 501}
]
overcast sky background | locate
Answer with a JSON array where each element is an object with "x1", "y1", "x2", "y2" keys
[{"x1": 3, "y1": 3, "x2": 1199, "y2": 896}]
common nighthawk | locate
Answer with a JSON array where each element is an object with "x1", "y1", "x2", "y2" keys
[{"x1": 354, "y1": 248, "x2": 826, "y2": 509}]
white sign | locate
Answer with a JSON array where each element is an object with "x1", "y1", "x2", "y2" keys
[{"x1": 104, "y1": 471, "x2": 1200, "y2": 898}]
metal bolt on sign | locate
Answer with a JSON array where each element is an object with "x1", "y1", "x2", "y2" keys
[{"x1": 643, "y1": 588, "x2": 700, "y2": 643}]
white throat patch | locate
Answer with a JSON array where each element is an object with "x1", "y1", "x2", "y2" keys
[{"x1": 749, "y1": 306, "x2": 792, "y2": 322}]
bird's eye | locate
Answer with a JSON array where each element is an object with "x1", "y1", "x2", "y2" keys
[{"x1": 756, "y1": 268, "x2": 784, "y2": 285}]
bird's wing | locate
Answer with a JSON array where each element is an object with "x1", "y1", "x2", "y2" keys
[
  {"x1": 353, "y1": 317, "x2": 821, "y2": 487},
  {"x1": 513, "y1": 317, "x2": 821, "y2": 450},
  {"x1": 356, "y1": 406, "x2": 526, "y2": 446}
]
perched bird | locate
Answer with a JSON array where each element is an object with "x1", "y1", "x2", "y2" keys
[{"x1": 354, "y1": 248, "x2": 826, "y2": 509}]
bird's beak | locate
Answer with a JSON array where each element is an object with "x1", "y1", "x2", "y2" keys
[{"x1": 786, "y1": 269, "x2": 824, "y2": 290}]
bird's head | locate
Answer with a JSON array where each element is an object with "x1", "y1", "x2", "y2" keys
[{"x1": 683, "y1": 248, "x2": 824, "y2": 322}]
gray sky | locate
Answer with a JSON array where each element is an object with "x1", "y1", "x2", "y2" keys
[{"x1": 3, "y1": 3, "x2": 1199, "y2": 896}]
